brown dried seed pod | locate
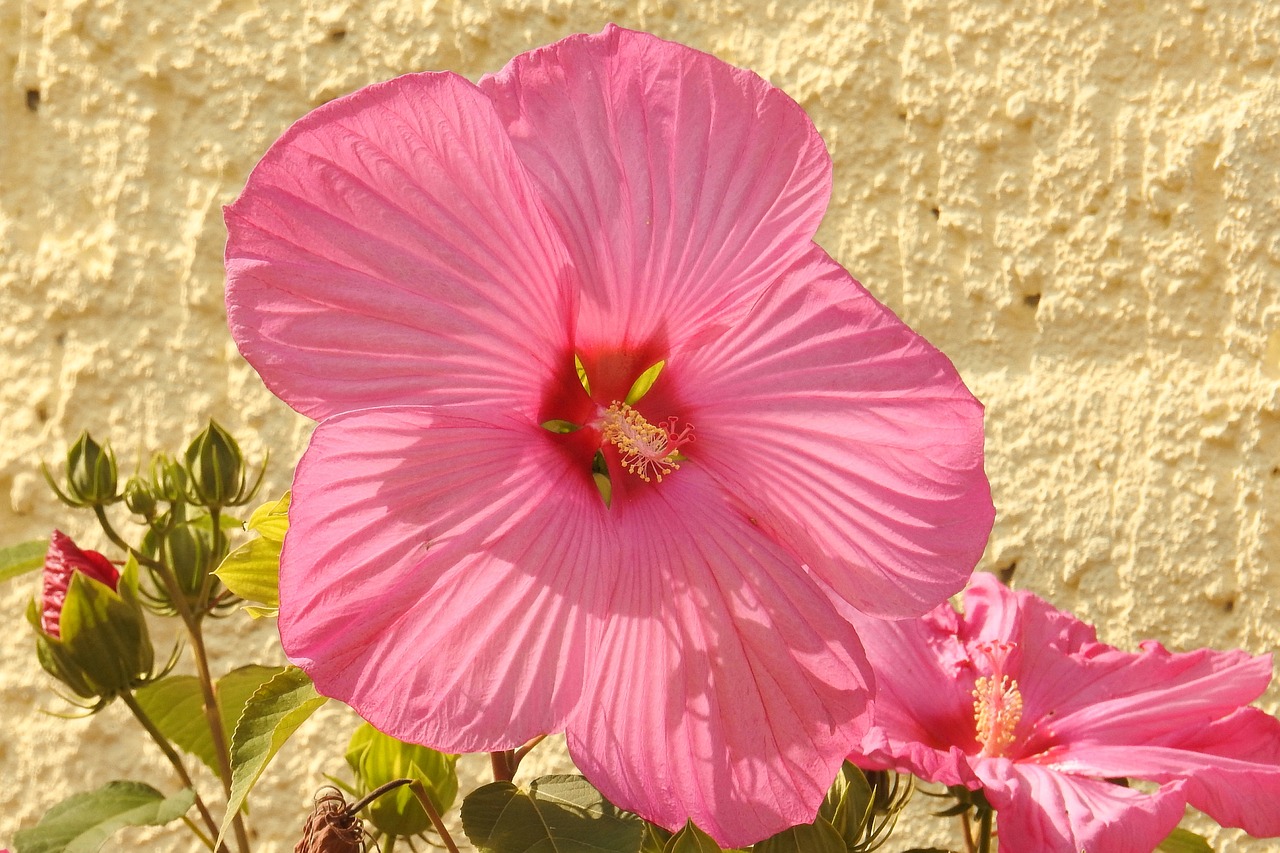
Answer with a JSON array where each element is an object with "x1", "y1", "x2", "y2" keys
[{"x1": 295, "y1": 786, "x2": 365, "y2": 853}]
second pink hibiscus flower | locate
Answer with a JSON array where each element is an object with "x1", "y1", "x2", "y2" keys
[{"x1": 225, "y1": 25, "x2": 994, "y2": 846}]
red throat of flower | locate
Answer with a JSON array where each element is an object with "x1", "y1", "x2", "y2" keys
[{"x1": 972, "y1": 640, "x2": 1023, "y2": 758}]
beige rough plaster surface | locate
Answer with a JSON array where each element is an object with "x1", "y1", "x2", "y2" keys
[{"x1": 2, "y1": 0, "x2": 1278, "y2": 849}]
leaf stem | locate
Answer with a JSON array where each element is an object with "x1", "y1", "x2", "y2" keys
[
  {"x1": 119, "y1": 689, "x2": 221, "y2": 850},
  {"x1": 408, "y1": 781, "x2": 461, "y2": 853}
]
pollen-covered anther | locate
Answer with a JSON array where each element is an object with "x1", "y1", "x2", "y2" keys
[
  {"x1": 972, "y1": 640, "x2": 1023, "y2": 758},
  {"x1": 601, "y1": 401, "x2": 694, "y2": 483}
]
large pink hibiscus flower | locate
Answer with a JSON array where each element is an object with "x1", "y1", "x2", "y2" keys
[
  {"x1": 225, "y1": 26, "x2": 994, "y2": 845},
  {"x1": 848, "y1": 572, "x2": 1280, "y2": 852}
]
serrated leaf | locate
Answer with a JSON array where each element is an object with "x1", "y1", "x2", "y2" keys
[
  {"x1": 13, "y1": 781, "x2": 194, "y2": 853},
  {"x1": 0, "y1": 539, "x2": 47, "y2": 583},
  {"x1": 1157, "y1": 828, "x2": 1214, "y2": 852},
  {"x1": 461, "y1": 775, "x2": 643, "y2": 853},
  {"x1": 133, "y1": 665, "x2": 285, "y2": 776},
  {"x1": 216, "y1": 666, "x2": 326, "y2": 849},
  {"x1": 213, "y1": 493, "x2": 288, "y2": 609},
  {"x1": 752, "y1": 821, "x2": 847, "y2": 853}
]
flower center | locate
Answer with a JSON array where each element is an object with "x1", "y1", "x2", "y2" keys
[
  {"x1": 601, "y1": 401, "x2": 694, "y2": 483},
  {"x1": 972, "y1": 641, "x2": 1023, "y2": 758}
]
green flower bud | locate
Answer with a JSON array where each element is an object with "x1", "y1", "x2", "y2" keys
[
  {"x1": 163, "y1": 521, "x2": 215, "y2": 600},
  {"x1": 44, "y1": 432, "x2": 119, "y2": 508},
  {"x1": 345, "y1": 723, "x2": 458, "y2": 840},
  {"x1": 30, "y1": 533, "x2": 155, "y2": 706},
  {"x1": 150, "y1": 453, "x2": 188, "y2": 504},
  {"x1": 184, "y1": 420, "x2": 264, "y2": 509},
  {"x1": 123, "y1": 477, "x2": 158, "y2": 519}
]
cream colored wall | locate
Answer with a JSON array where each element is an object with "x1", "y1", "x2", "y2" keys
[{"x1": 2, "y1": 0, "x2": 1277, "y2": 850}]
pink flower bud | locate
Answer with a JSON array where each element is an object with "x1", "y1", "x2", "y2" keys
[{"x1": 42, "y1": 530, "x2": 119, "y2": 638}]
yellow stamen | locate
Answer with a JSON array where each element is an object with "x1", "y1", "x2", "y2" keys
[
  {"x1": 972, "y1": 641, "x2": 1023, "y2": 758},
  {"x1": 601, "y1": 401, "x2": 692, "y2": 483}
]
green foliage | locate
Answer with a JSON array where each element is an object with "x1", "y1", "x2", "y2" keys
[
  {"x1": 753, "y1": 822, "x2": 847, "y2": 853},
  {"x1": 0, "y1": 539, "x2": 47, "y2": 583},
  {"x1": 1158, "y1": 827, "x2": 1214, "y2": 852},
  {"x1": 663, "y1": 823, "x2": 744, "y2": 853},
  {"x1": 213, "y1": 492, "x2": 288, "y2": 614},
  {"x1": 820, "y1": 762, "x2": 875, "y2": 846},
  {"x1": 345, "y1": 722, "x2": 459, "y2": 838},
  {"x1": 217, "y1": 666, "x2": 327, "y2": 848},
  {"x1": 461, "y1": 774, "x2": 644, "y2": 853},
  {"x1": 13, "y1": 781, "x2": 194, "y2": 853},
  {"x1": 134, "y1": 664, "x2": 286, "y2": 776}
]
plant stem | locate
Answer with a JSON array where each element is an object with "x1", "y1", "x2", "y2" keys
[
  {"x1": 976, "y1": 807, "x2": 994, "y2": 853},
  {"x1": 512, "y1": 734, "x2": 546, "y2": 770},
  {"x1": 119, "y1": 690, "x2": 221, "y2": 850},
  {"x1": 960, "y1": 808, "x2": 976, "y2": 853},
  {"x1": 490, "y1": 750, "x2": 515, "y2": 782},
  {"x1": 95, "y1": 506, "x2": 252, "y2": 853},
  {"x1": 408, "y1": 781, "x2": 461, "y2": 853}
]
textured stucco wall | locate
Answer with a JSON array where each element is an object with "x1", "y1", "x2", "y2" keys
[{"x1": 2, "y1": 0, "x2": 1278, "y2": 850}]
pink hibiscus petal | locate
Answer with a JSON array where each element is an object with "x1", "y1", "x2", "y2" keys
[
  {"x1": 1039, "y1": 708, "x2": 1280, "y2": 837},
  {"x1": 281, "y1": 406, "x2": 616, "y2": 750},
  {"x1": 664, "y1": 246, "x2": 993, "y2": 618},
  {"x1": 566, "y1": 466, "x2": 873, "y2": 848},
  {"x1": 846, "y1": 606, "x2": 984, "y2": 787},
  {"x1": 977, "y1": 761, "x2": 1187, "y2": 853},
  {"x1": 479, "y1": 25, "x2": 833, "y2": 350},
  {"x1": 225, "y1": 71, "x2": 575, "y2": 420}
]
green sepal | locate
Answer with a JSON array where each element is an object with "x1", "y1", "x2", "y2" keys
[
  {"x1": 12, "y1": 781, "x2": 194, "y2": 853},
  {"x1": 819, "y1": 762, "x2": 874, "y2": 845},
  {"x1": 753, "y1": 821, "x2": 847, "y2": 853},
  {"x1": 640, "y1": 822, "x2": 674, "y2": 853},
  {"x1": 461, "y1": 775, "x2": 643, "y2": 853},
  {"x1": 345, "y1": 722, "x2": 459, "y2": 838},
  {"x1": 213, "y1": 492, "x2": 288, "y2": 611},
  {"x1": 663, "y1": 823, "x2": 744, "y2": 853},
  {"x1": 1, "y1": 539, "x2": 48, "y2": 583},
  {"x1": 29, "y1": 599, "x2": 97, "y2": 700}
]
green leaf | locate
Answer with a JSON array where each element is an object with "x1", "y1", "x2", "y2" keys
[
  {"x1": 213, "y1": 492, "x2": 289, "y2": 610},
  {"x1": 0, "y1": 539, "x2": 46, "y2": 583},
  {"x1": 134, "y1": 665, "x2": 285, "y2": 776},
  {"x1": 752, "y1": 821, "x2": 847, "y2": 853},
  {"x1": 624, "y1": 360, "x2": 665, "y2": 405},
  {"x1": 216, "y1": 666, "x2": 327, "y2": 849},
  {"x1": 662, "y1": 823, "x2": 743, "y2": 853},
  {"x1": 461, "y1": 775, "x2": 643, "y2": 853},
  {"x1": 13, "y1": 781, "x2": 194, "y2": 853},
  {"x1": 1157, "y1": 827, "x2": 1214, "y2": 852}
]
